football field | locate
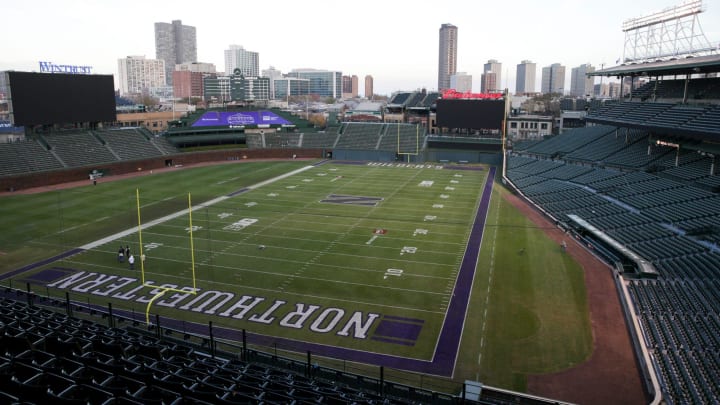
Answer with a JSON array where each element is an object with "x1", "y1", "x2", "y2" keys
[{"x1": 10, "y1": 161, "x2": 491, "y2": 375}]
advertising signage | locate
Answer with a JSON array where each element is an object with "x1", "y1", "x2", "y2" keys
[
  {"x1": 39, "y1": 61, "x2": 93, "y2": 74},
  {"x1": 191, "y1": 111, "x2": 292, "y2": 127}
]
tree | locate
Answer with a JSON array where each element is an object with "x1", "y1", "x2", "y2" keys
[{"x1": 308, "y1": 113, "x2": 327, "y2": 128}]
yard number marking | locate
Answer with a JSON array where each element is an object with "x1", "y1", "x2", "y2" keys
[{"x1": 384, "y1": 268, "x2": 404, "y2": 279}]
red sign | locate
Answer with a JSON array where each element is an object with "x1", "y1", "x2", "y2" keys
[{"x1": 440, "y1": 89, "x2": 503, "y2": 100}]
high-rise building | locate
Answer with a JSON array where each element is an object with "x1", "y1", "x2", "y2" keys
[
  {"x1": 154, "y1": 20, "x2": 197, "y2": 87},
  {"x1": 117, "y1": 56, "x2": 166, "y2": 96},
  {"x1": 342, "y1": 75, "x2": 359, "y2": 98},
  {"x1": 342, "y1": 76, "x2": 352, "y2": 94},
  {"x1": 262, "y1": 66, "x2": 283, "y2": 100},
  {"x1": 541, "y1": 63, "x2": 566, "y2": 94},
  {"x1": 288, "y1": 69, "x2": 342, "y2": 99},
  {"x1": 570, "y1": 64, "x2": 595, "y2": 97},
  {"x1": 224, "y1": 45, "x2": 259, "y2": 77},
  {"x1": 480, "y1": 72, "x2": 497, "y2": 94},
  {"x1": 173, "y1": 71, "x2": 205, "y2": 100},
  {"x1": 273, "y1": 77, "x2": 310, "y2": 99},
  {"x1": 483, "y1": 59, "x2": 502, "y2": 92},
  {"x1": 450, "y1": 72, "x2": 472, "y2": 92},
  {"x1": 172, "y1": 62, "x2": 216, "y2": 100},
  {"x1": 351, "y1": 75, "x2": 359, "y2": 97},
  {"x1": 516, "y1": 60, "x2": 537, "y2": 95},
  {"x1": 365, "y1": 75, "x2": 374, "y2": 99},
  {"x1": 0, "y1": 73, "x2": 8, "y2": 101},
  {"x1": 438, "y1": 23, "x2": 458, "y2": 91}
]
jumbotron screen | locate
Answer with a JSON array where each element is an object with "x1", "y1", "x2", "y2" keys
[
  {"x1": 435, "y1": 99, "x2": 505, "y2": 130},
  {"x1": 8, "y1": 72, "x2": 116, "y2": 126}
]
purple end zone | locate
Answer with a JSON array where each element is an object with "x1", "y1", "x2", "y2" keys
[
  {"x1": 21, "y1": 267, "x2": 76, "y2": 284},
  {"x1": 374, "y1": 320, "x2": 423, "y2": 341},
  {"x1": 371, "y1": 336, "x2": 417, "y2": 346},
  {"x1": 1, "y1": 248, "x2": 84, "y2": 281},
  {"x1": 14, "y1": 166, "x2": 497, "y2": 377},
  {"x1": 383, "y1": 315, "x2": 425, "y2": 324}
]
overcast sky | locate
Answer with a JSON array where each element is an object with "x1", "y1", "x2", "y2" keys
[{"x1": 2, "y1": 0, "x2": 719, "y2": 96}]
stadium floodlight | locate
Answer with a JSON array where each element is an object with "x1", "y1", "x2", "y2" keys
[
  {"x1": 621, "y1": 0, "x2": 716, "y2": 63},
  {"x1": 622, "y1": 0, "x2": 703, "y2": 32}
]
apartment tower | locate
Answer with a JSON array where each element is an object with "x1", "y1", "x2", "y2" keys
[
  {"x1": 154, "y1": 20, "x2": 197, "y2": 87},
  {"x1": 438, "y1": 23, "x2": 458, "y2": 91}
]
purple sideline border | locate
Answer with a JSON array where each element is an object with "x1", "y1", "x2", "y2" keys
[{"x1": 4, "y1": 165, "x2": 495, "y2": 377}]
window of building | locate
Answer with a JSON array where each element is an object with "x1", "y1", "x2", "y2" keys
[
  {"x1": 510, "y1": 122, "x2": 517, "y2": 128},
  {"x1": 541, "y1": 123, "x2": 548, "y2": 130}
]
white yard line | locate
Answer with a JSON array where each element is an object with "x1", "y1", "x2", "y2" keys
[{"x1": 80, "y1": 165, "x2": 316, "y2": 250}]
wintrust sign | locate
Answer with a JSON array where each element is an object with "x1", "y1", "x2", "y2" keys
[{"x1": 39, "y1": 61, "x2": 93, "y2": 74}]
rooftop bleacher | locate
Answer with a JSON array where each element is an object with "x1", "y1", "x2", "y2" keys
[
  {"x1": 388, "y1": 92, "x2": 412, "y2": 105},
  {"x1": 414, "y1": 92, "x2": 440, "y2": 108}
]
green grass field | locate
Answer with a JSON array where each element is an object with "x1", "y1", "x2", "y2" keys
[{"x1": 0, "y1": 160, "x2": 591, "y2": 393}]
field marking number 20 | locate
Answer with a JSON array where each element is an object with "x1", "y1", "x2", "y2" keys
[{"x1": 384, "y1": 268, "x2": 403, "y2": 279}]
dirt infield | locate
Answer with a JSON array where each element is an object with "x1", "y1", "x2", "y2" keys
[{"x1": 503, "y1": 191, "x2": 648, "y2": 405}]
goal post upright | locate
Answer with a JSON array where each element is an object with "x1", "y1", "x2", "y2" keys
[
  {"x1": 187, "y1": 193, "x2": 197, "y2": 292},
  {"x1": 136, "y1": 188, "x2": 146, "y2": 284},
  {"x1": 135, "y1": 189, "x2": 199, "y2": 325},
  {"x1": 396, "y1": 123, "x2": 421, "y2": 162}
]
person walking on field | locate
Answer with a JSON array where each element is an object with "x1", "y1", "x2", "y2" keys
[
  {"x1": 118, "y1": 246, "x2": 125, "y2": 263},
  {"x1": 128, "y1": 254, "x2": 135, "y2": 270}
]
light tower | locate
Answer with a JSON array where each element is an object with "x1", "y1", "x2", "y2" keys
[{"x1": 622, "y1": 0, "x2": 717, "y2": 63}]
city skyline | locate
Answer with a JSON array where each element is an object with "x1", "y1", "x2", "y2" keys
[{"x1": 2, "y1": 0, "x2": 719, "y2": 96}]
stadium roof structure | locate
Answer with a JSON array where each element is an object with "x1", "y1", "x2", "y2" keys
[{"x1": 589, "y1": 54, "x2": 720, "y2": 77}]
